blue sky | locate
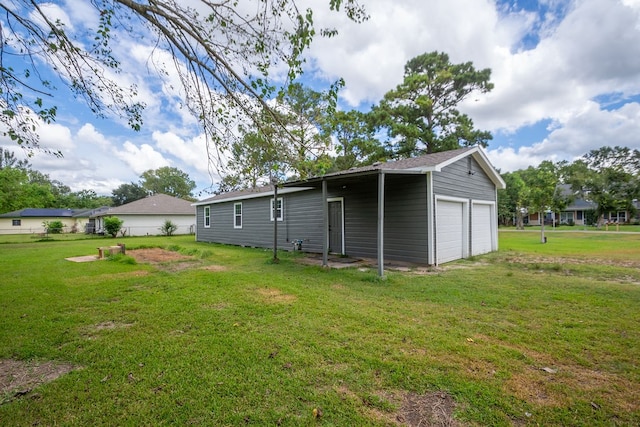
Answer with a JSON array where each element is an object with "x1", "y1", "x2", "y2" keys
[{"x1": 2, "y1": 0, "x2": 640, "y2": 197}]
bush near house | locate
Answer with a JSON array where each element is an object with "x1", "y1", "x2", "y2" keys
[
  {"x1": 159, "y1": 219, "x2": 178, "y2": 236},
  {"x1": 103, "y1": 217, "x2": 124, "y2": 238},
  {"x1": 42, "y1": 220, "x2": 64, "y2": 234}
]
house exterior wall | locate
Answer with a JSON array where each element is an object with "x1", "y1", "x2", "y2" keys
[
  {"x1": 196, "y1": 176, "x2": 430, "y2": 264},
  {"x1": 193, "y1": 152, "x2": 501, "y2": 265},
  {"x1": 324, "y1": 175, "x2": 429, "y2": 263},
  {"x1": 195, "y1": 190, "x2": 324, "y2": 251},
  {"x1": 0, "y1": 217, "x2": 89, "y2": 235},
  {"x1": 104, "y1": 214, "x2": 195, "y2": 236}
]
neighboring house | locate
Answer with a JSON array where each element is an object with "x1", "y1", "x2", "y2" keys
[
  {"x1": 558, "y1": 198, "x2": 597, "y2": 225},
  {"x1": 525, "y1": 184, "x2": 638, "y2": 226},
  {"x1": 0, "y1": 208, "x2": 100, "y2": 235},
  {"x1": 193, "y1": 146, "x2": 505, "y2": 268},
  {"x1": 93, "y1": 194, "x2": 195, "y2": 236}
]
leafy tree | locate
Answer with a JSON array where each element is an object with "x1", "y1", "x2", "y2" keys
[
  {"x1": 140, "y1": 167, "x2": 196, "y2": 200},
  {"x1": 0, "y1": 148, "x2": 30, "y2": 170},
  {"x1": 112, "y1": 182, "x2": 148, "y2": 206},
  {"x1": 274, "y1": 83, "x2": 335, "y2": 179},
  {"x1": 520, "y1": 161, "x2": 569, "y2": 242},
  {"x1": 374, "y1": 51, "x2": 493, "y2": 157},
  {"x1": 64, "y1": 190, "x2": 113, "y2": 209},
  {"x1": 498, "y1": 171, "x2": 529, "y2": 229},
  {"x1": 0, "y1": 1, "x2": 367, "y2": 159},
  {"x1": 561, "y1": 146, "x2": 640, "y2": 227},
  {"x1": 329, "y1": 110, "x2": 385, "y2": 171},
  {"x1": 0, "y1": 167, "x2": 55, "y2": 213},
  {"x1": 220, "y1": 130, "x2": 284, "y2": 192},
  {"x1": 159, "y1": 219, "x2": 178, "y2": 236},
  {"x1": 103, "y1": 217, "x2": 124, "y2": 238}
]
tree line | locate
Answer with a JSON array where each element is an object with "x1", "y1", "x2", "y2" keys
[
  {"x1": 1, "y1": 2, "x2": 494, "y2": 195},
  {"x1": 5, "y1": 1, "x2": 635, "y2": 224},
  {"x1": 218, "y1": 51, "x2": 493, "y2": 192},
  {"x1": 499, "y1": 146, "x2": 640, "y2": 232},
  {"x1": 0, "y1": 148, "x2": 197, "y2": 213}
]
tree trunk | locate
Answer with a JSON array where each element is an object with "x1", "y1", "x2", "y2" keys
[
  {"x1": 540, "y1": 211, "x2": 546, "y2": 243},
  {"x1": 516, "y1": 210, "x2": 524, "y2": 230}
]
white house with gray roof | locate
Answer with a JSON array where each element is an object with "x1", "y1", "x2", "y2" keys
[{"x1": 93, "y1": 193, "x2": 195, "y2": 236}]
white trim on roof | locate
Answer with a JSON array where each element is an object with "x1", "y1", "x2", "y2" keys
[{"x1": 192, "y1": 186, "x2": 314, "y2": 206}]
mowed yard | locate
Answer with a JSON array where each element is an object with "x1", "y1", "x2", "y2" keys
[{"x1": 0, "y1": 231, "x2": 638, "y2": 426}]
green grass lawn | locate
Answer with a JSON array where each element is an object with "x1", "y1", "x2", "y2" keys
[{"x1": 0, "y1": 233, "x2": 639, "y2": 426}]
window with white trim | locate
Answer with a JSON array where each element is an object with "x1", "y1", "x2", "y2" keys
[
  {"x1": 204, "y1": 206, "x2": 211, "y2": 228},
  {"x1": 270, "y1": 197, "x2": 283, "y2": 221},
  {"x1": 12, "y1": 219, "x2": 21, "y2": 226},
  {"x1": 234, "y1": 203, "x2": 242, "y2": 228}
]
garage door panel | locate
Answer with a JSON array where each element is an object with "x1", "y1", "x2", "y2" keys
[
  {"x1": 472, "y1": 203, "x2": 493, "y2": 256},
  {"x1": 436, "y1": 200, "x2": 464, "y2": 264}
]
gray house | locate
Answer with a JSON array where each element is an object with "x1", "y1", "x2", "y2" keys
[{"x1": 193, "y1": 147, "x2": 505, "y2": 270}]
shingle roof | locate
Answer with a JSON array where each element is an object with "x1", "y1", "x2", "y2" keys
[
  {"x1": 319, "y1": 146, "x2": 476, "y2": 179},
  {"x1": 193, "y1": 146, "x2": 504, "y2": 206},
  {"x1": 95, "y1": 194, "x2": 194, "y2": 216},
  {"x1": 0, "y1": 208, "x2": 74, "y2": 218}
]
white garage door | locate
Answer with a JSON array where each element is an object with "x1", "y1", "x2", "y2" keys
[
  {"x1": 472, "y1": 203, "x2": 493, "y2": 256},
  {"x1": 436, "y1": 200, "x2": 465, "y2": 264}
]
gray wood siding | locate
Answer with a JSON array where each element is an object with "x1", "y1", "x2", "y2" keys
[
  {"x1": 282, "y1": 190, "x2": 324, "y2": 252},
  {"x1": 195, "y1": 155, "x2": 497, "y2": 265},
  {"x1": 196, "y1": 190, "x2": 323, "y2": 251},
  {"x1": 383, "y1": 175, "x2": 429, "y2": 264},
  {"x1": 433, "y1": 157, "x2": 496, "y2": 201},
  {"x1": 327, "y1": 180, "x2": 378, "y2": 259},
  {"x1": 326, "y1": 175, "x2": 429, "y2": 263}
]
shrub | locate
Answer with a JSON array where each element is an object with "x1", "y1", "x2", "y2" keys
[
  {"x1": 43, "y1": 220, "x2": 64, "y2": 234},
  {"x1": 159, "y1": 219, "x2": 178, "y2": 236},
  {"x1": 104, "y1": 217, "x2": 124, "y2": 238}
]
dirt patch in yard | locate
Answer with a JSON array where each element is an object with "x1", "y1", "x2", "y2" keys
[
  {"x1": 127, "y1": 248, "x2": 203, "y2": 272},
  {"x1": 127, "y1": 248, "x2": 193, "y2": 263},
  {"x1": 0, "y1": 359, "x2": 77, "y2": 404},
  {"x1": 398, "y1": 391, "x2": 460, "y2": 426},
  {"x1": 336, "y1": 386, "x2": 460, "y2": 426}
]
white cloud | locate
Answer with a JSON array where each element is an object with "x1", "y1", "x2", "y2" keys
[
  {"x1": 114, "y1": 141, "x2": 171, "y2": 174},
  {"x1": 152, "y1": 131, "x2": 210, "y2": 173},
  {"x1": 5, "y1": 0, "x2": 640, "y2": 197},
  {"x1": 488, "y1": 101, "x2": 640, "y2": 172},
  {"x1": 77, "y1": 123, "x2": 112, "y2": 151}
]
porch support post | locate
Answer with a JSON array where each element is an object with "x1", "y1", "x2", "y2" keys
[
  {"x1": 426, "y1": 172, "x2": 435, "y2": 265},
  {"x1": 322, "y1": 179, "x2": 328, "y2": 267},
  {"x1": 377, "y1": 172, "x2": 385, "y2": 277},
  {"x1": 272, "y1": 181, "x2": 279, "y2": 262}
]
